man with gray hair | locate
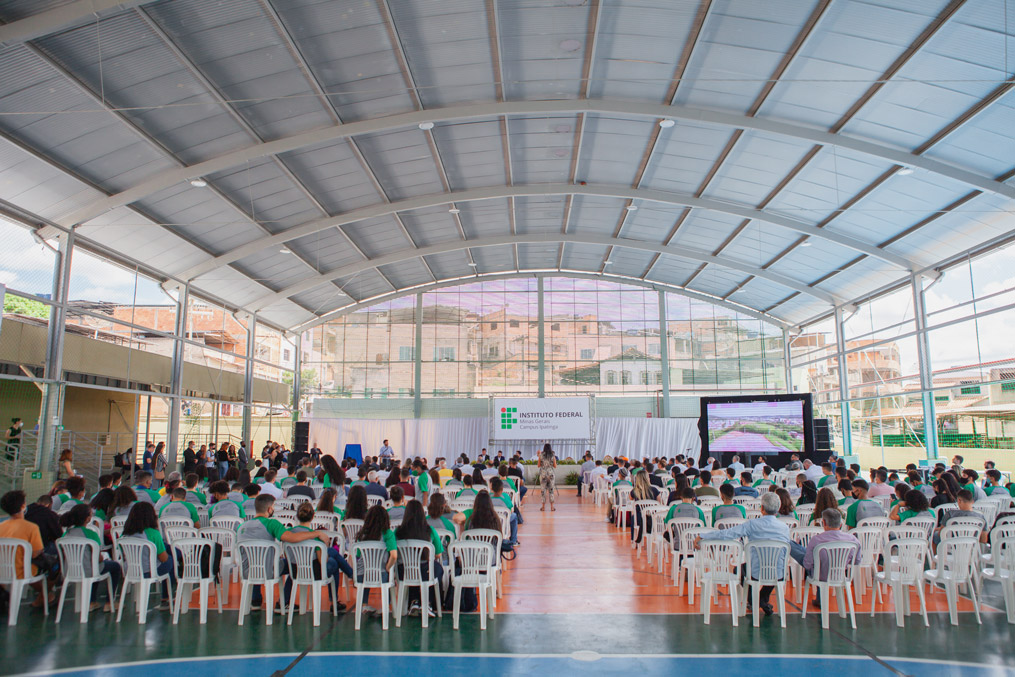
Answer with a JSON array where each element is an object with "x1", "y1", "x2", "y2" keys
[
  {"x1": 696, "y1": 492, "x2": 803, "y2": 617},
  {"x1": 800, "y1": 508, "x2": 861, "y2": 610}
]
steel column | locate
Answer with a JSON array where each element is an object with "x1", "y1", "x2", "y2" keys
[
  {"x1": 242, "y1": 317, "x2": 255, "y2": 447},
  {"x1": 290, "y1": 333, "x2": 301, "y2": 437},
  {"x1": 782, "y1": 328, "x2": 794, "y2": 394},
  {"x1": 537, "y1": 278, "x2": 545, "y2": 398},
  {"x1": 657, "y1": 290, "x2": 671, "y2": 417},
  {"x1": 166, "y1": 285, "x2": 189, "y2": 470},
  {"x1": 834, "y1": 307, "x2": 852, "y2": 457},
  {"x1": 413, "y1": 292, "x2": 423, "y2": 417},
  {"x1": 912, "y1": 274, "x2": 940, "y2": 459},
  {"x1": 37, "y1": 231, "x2": 73, "y2": 471}
]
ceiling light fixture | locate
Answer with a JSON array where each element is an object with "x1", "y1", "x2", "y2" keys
[
  {"x1": 279, "y1": 248, "x2": 290, "y2": 253},
  {"x1": 467, "y1": 261, "x2": 478, "y2": 267},
  {"x1": 603, "y1": 260, "x2": 613, "y2": 265},
  {"x1": 625, "y1": 204, "x2": 638, "y2": 211},
  {"x1": 799, "y1": 241, "x2": 812, "y2": 247},
  {"x1": 189, "y1": 178, "x2": 207, "y2": 188},
  {"x1": 449, "y1": 207, "x2": 460, "y2": 214},
  {"x1": 897, "y1": 167, "x2": 914, "y2": 176},
  {"x1": 418, "y1": 121, "x2": 434, "y2": 130},
  {"x1": 658, "y1": 119, "x2": 675, "y2": 128}
]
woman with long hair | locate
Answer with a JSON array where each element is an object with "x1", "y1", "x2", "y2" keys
[
  {"x1": 289, "y1": 502, "x2": 351, "y2": 611},
  {"x1": 395, "y1": 500, "x2": 444, "y2": 616},
  {"x1": 796, "y1": 480, "x2": 818, "y2": 506},
  {"x1": 538, "y1": 442, "x2": 557, "y2": 512},
  {"x1": 774, "y1": 488, "x2": 798, "y2": 519},
  {"x1": 109, "y1": 485, "x2": 138, "y2": 520},
  {"x1": 465, "y1": 491, "x2": 502, "y2": 532},
  {"x1": 810, "y1": 488, "x2": 842, "y2": 525},
  {"x1": 931, "y1": 475, "x2": 959, "y2": 508},
  {"x1": 426, "y1": 493, "x2": 462, "y2": 532},
  {"x1": 320, "y1": 455, "x2": 345, "y2": 489},
  {"x1": 890, "y1": 488, "x2": 935, "y2": 523},
  {"x1": 152, "y1": 442, "x2": 167, "y2": 487},
  {"x1": 471, "y1": 467, "x2": 487, "y2": 487},
  {"x1": 631, "y1": 469, "x2": 659, "y2": 543},
  {"x1": 122, "y1": 502, "x2": 173, "y2": 609},
  {"x1": 343, "y1": 485, "x2": 370, "y2": 520},
  {"x1": 59, "y1": 504, "x2": 121, "y2": 611},
  {"x1": 58, "y1": 449, "x2": 75, "y2": 479},
  {"x1": 355, "y1": 505, "x2": 397, "y2": 606}
]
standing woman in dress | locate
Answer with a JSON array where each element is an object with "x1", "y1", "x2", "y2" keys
[
  {"x1": 58, "y1": 448, "x2": 75, "y2": 479},
  {"x1": 538, "y1": 443, "x2": 557, "y2": 512}
]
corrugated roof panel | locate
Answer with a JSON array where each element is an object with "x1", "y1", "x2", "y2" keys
[
  {"x1": 207, "y1": 157, "x2": 323, "y2": 235},
  {"x1": 760, "y1": 0, "x2": 956, "y2": 127},
  {"x1": 885, "y1": 193, "x2": 1015, "y2": 264},
  {"x1": 420, "y1": 249, "x2": 472, "y2": 280},
  {"x1": 670, "y1": 210, "x2": 745, "y2": 252},
  {"x1": 469, "y1": 244, "x2": 516, "y2": 274},
  {"x1": 385, "y1": 0, "x2": 497, "y2": 108},
  {"x1": 575, "y1": 114, "x2": 655, "y2": 186},
  {"x1": 641, "y1": 120, "x2": 733, "y2": 195},
  {"x1": 378, "y1": 257, "x2": 433, "y2": 289},
  {"x1": 507, "y1": 114, "x2": 577, "y2": 184},
  {"x1": 702, "y1": 130, "x2": 816, "y2": 206},
  {"x1": 231, "y1": 248, "x2": 319, "y2": 293},
  {"x1": 191, "y1": 264, "x2": 274, "y2": 309},
  {"x1": 342, "y1": 214, "x2": 412, "y2": 259},
  {"x1": 0, "y1": 136, "x2": 103, "y2": 221},
  {"x1": 256, "y1": 298, "x2": 317, "y2": 329},
  {"x1": 400, "y1": 205, "x2": 463, "y2": 248},
  {"x1": 280, "y1": 139, "x2": 383, "y2": 215},
  {"x1": 719, "y1": 221, "x2": 802, "y2": 268},
  {"x1": 331, "y1": 267, "x2": 393, "y2": 302},
  {"x1": 144, "y1": 0, "x2": 334, "y2": 140},
  {"x1": 688, "y1": 265, "x2": 753, "y2": 299},
  {"x1": 923, "y1": 89, "x2": 1015, "y2": 177},
  {"x1": 288, "y1": 284, "x2": 350, "y2": 318},
  {"x1": 815, "y1": 256, "x2": 905, "y2": 303},
  {"x1": 516, "y1": 242, "x2": 559, "y2": 270},
  {"x1": 587, "y1": 0, "x2": 698, "y2": 102},
  {"x1": 561, "y1": 242, "x2": 609, "y2": 270},
  {"x1": 284, "y1": 228, "x2": 363, "y2": 274},
  {"x1": 568, "y1": 195, "x2": 625, "y2": 237},
  {"x1": 771, "y1": 293, "x2": 827, "y2": 326},
  {"x1": 644, "y1": 255, "x2": 699, "y2": 287},
  {"x1": 514, "y1": 195, "x2": 566, "y2": 235},
  {"x1": 619, "y1": 204, "x2": 683, "y2": 244},
  {"x1": 352, "y1": 128, "x2": 444, "y2": 200},
  {"x1": 603, "y1": 246, "x2": 655, "y2": 279},
  {"x1": 498, "y1": 1, "x2": 590, "y2": 100},
  {"x1": 431, "y1": 119, "x2": 506, "y2": 190},
  {"x1": 138, "y1": 183, "x2": 267, "y2": 256},
  {"x1": 459, "y1": 198, "x2": 512, "y2": 240},
  {"x1": 271, "y1": 0, "x2": 416, "y2": 122},
  {"x1": 766, "y1": 242, "x2": 858, "y2": 290},
  {"x1": 676, "y1": 0, "x2": 822, "y2": 115}
]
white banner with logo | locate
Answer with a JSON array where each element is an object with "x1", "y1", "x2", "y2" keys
[{"x1": 492, "y1": 397, "x2": 592, "y2": 440}]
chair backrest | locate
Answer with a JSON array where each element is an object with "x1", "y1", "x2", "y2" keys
[
  {"x1": 352, "y1": 541, "x2": 390, "y2": 586},
  {"x1": 396, "y1": 539, "x2": 435, "y2": 585},
  {"x1": 745, "y1": 509, "x2": 762, "y2": 520},
  {"x1": 905, "y1": 516, "x2": 936, "y2": 540},
  {"x1": 856, "y1": 517, "x2": 890, "y2": 531},
  {"x1": 449, "y1": 540, "x2": 496, "y2": 585},
  {"x1": 811, "y1": 541, "x2": 858, "y2": 585},
  {"x1": 883, "y1": 538, "x2": 926, "y2": 584},
  {"x1": 199, "y1": 526, "x2": 236, "y2": 554},
  {"x1": 492, "y1": 506, "x2": 512, "y2": 540},
  {"x1": 714, "y1": 517, "x2": 745, "y2": 531},
  {"x1": 789, "y1": 526, "x2": 824, "y2": 550},
  {"x1": 462, "y1": 529, "x2": 503, "y2": 568},
  {"x1": 667, "y1": 517, "x2": 703, "y2": 550},
  {"x1": 940, "y1": 523, "x2": 982, "y2": 541},
  {"x1": 285, "y1": 541, "x2": 327, "y2": 583},
  {"x1": 110, "y1": 515, "x2": 128, "y2": 528},
  {"x1": 118, "y1": 537, "x2": 159, "y2": 579},
  {"x1": 700, "y1": 540, "x2": 742, "y2": 581},
  {"x1": 934, "y1": 536, "x2": 978, "y2": 580},
  {"x1": 164, "y1": 525, "x2": 198, "y2": 545},
  {"x1": 311, "y1": 512, "x2": 340, "y2": 532},
  {"x1": 175, "y1": 537, "x2": 215, "y2": 582},
  {"x1": 795, "y1": 505, "x2": 815, "y2": 524},
  {"x1": 972, "y1": 502, "x2": 998, "y2": 527},
  {"x1": 613, "y1": 486, "x2": 633, "y2": 506},
  {"x1": 366, "y1": 495, "x2": 384, "y2": 508},
  {"x1": 236, "y1": 540, "x2": 283, "y2": 582},
  {"x1": 989, "y1": 533, "x2": 1015, "y2": 573},
  {"x1": 342, "y1": 519, "x2": 364, "y2": 549},
  {"x1": 593, "y1": 476, "x2": 610, "y2": 493},
  {"x1": 934, "y1": 502, "x2": 958, "y2": 515},
  {"x1": 0, "y1": 538, "x2": 34, "y2": 583},
  {"x1": 210, "y1": 515, "x2": 243, "y2": 532},
  {"x1": 776, "y1": 516, "x2": 799, "y2": 529},
  {"x1": 679, "y1": 527, "x2": 712, "y2": 556},
  {"x1": 852, "y1": 526, "x2": 885, "y2": 565},
  {"x1": 56, "y1": 537, "x2": 101, "y2": 580},
  {"x1": 745, "y1": 540, "x2": 790, "y2": 584},
  {"x1": 887, "y1": 524, "x2": 927, "y2": 541}
]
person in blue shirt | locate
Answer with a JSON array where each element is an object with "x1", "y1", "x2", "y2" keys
[
  {"x1": 733, "y1": 472, "x2": 759, "y2": 498},
  {"x1": 696, "y1": 493, "x2": 804, "y2": 617},
  {"x1": 142, "y1": 443, "x2": 154, "y2": 473}
]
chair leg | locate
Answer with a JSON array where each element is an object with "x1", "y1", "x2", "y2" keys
[
  {"x1": 421, "y1": 586, "x2": 429, "y2": 629},
  {"x1": 820, "y1": 587, "x2": 830, "y2": 629},
  {"x1": 777, "y1": 582, "x2": 786, "y2": 628},
  {"x1": 265, "y1": 585, "x2": 275, "y2": 626},
  {"x1": 200, "y1": 580, "x2": 210, "y2": 624},
  {"x1": 730, "y1": 583, "x2": 739, "y2": 628},
  {"x1": 969, "y1": 581, "x2": 982, "y2": 625},
  {"x1": 916, "y1": 581, "x2": 929, "y2": 627},
  {"x1": 238, "y1": 583, "x2": 249, "y2": 626},
  {"x1": 117, "y1": 582, "x2": 128, "y2": 622},
  {"x1": 945, "y1": 583, "x2": 958, "y2": 626},
  {"x1": 137, "y1": 583, "x2": 150, "y2": 625},
  {"x1": 55, "y1": 579, "x2": 70, "y2": 623},
  {"x1": 354, "y1": 586, "x2": 364, "y2": 631},
  {"x1": 702, "y1": 580, "x2": 711, "y2": 625},
  {"x1": 173, "y1": 580, "x2": 184, "y2": 625},
  {"x1": 312, "y1": 585, "x2": 321, "y2": 627},
  {"x1": 380, "y1": 586, "x2": 389, "y2": 630},
  {"x1": 394, "y1": 582, "x2": 404, "y2": 628},
  {"x1": 452, "y1": 585, "x2": 461, "y2": 630},
  {"x1": 752, "y1": 584, "x2": 760, "y2": 627},
  {"x1": 478, "y1": 582, "x2": 487, "y2": 631},
  {"x1": 41, "y1": 579, "x2": 48, "y2": 618},
  {"x1": 845, "y1": 584, "x2": 856, "y2": 629}
]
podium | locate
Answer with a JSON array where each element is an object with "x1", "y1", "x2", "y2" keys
[{"x1": 344, "y1": 444, "x2": 363, "y2": 465}]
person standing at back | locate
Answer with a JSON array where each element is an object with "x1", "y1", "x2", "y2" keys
[
  {"x1": 538, "y1": 443, "x2": 558, "y2": 512},
  {"x1": 379, "y1": 439, "x2": 395, "y2": 468}
]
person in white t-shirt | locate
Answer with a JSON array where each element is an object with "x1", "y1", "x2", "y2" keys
[
  {"x1": 803, "y1": 459, "x2": 824, "y2": 483},
  {"x1": 752, "y1": 456, "x2": 767, "y2": 477},
  {"x1": 258, "y1": 469, "x2": 283, "y2": 499},
  {"x1": 727, "y1": 455, "x2": 745, "y2": 475}
]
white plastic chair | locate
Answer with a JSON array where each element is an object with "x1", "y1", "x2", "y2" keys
[
  {"x1": 743, "y1": 540, "x2": 790, "y2": 627},
  {"x1": 872, "y1": 538, "x2": 928, "y2": 627},
  {"x1": 448, "y1": 540, "x2": 497, "y2": 630},
  {"x1": 342, "y1": 519, "x2": 364, "y2": 552},
  {"x1": 352, "y1": 541, "x2": 395, "y2": 630},
  {"x1": 801, "y1": 541, "x2": 859, "y2": 629},
  {"x1": 56, "y1": 538, "x2": 112, "y2": 623},
  {"x1": 366, "y1": 495, "x2": 384, "y2": 509},
  {"x1": 857, "y1": 516, "x2": 890, "y2": 531},
  {"x1": 668, "y1": 519, "x2": 705, "y2": 588},
  {"x1": 631, "y1": 500, "x2": 660, "y2": 552},
  {"x1": 493, "y1": 506, "x2": 513, "y2": 544},
  {"x1": 312, "y1": 512, "x2": 340, "y2": 532},
  {"x1": 159, "y1": 516, "x2": 194, "y2": 544},
  {"x1": 200, "y1": 526, "x2": 238, "y2": 595},
  {"x1": 210, "y1": 516, "x2": 243, "y2": 532},
  {"x1": 612, "y1": 486, "x2": 634, "y2": 529},
  {"x1": 643, "y1": 507, "x2": 669, "y2": 570},
  {"x1": 776, "y1": 516, "x2": 799, "y2": 529},
  {"x1": 173, "y1": 538, "x2": 223, "y2": 624},
  {"x1": 116, "y1": 537, "x2": 174, "y2": 624},
  {"x1": 110, "y1": 515, "x2": 128, "y2": 529},
  {"x1": 699, "y1": 539, "x2": 743, "y2": 626},
  {"x1": 395, "y1": 539, "x2": 442, "y2": 628},
  {"x1": 286, "y1": 541, "x2": 336, "y2": 627},
  {"x1": 463, "y1": 529, "x2": 504, "y2": 598},
  {"x1": 982, "y1": 533, "x2": 1014, "y2": 624},
  {"x1": 236, "y1": 541, "x2": 286, "y2": 626},
  {"x1": 163, "y1": 525, "x2": 198, "y2": 547},
  {"x1": 852, "y1": 526, "x2": 885, "y2": 602},
  {"x1": 924, "y1": 536, "x2": 982, "y2": 626},
  {"x1": 714, "y1": 517, "x2": 745, "y2": 531},
  {"x1": 973, "y1": 502, "x2": 999, "y2": 528}
]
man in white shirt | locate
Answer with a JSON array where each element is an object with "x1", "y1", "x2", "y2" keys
[
  {"x1": 699, "y1": 456, "x2": 715, "y2": 472},
  {"x1": 258, "y1": 469, "x2": 282, "y2": 499},
  {"x1": 803, "y1": 459, "x2": 824, "y2": 483},
  {"x1": 728, "y1": 455, "x2": 745, "y2": 475},
  {"x1": 752, "y1": 456, "x2": 767, "y2": 477},
  {"x1": 589, "y1": 460, "x2": 607, "y2": 483},
  {"x1": 379, "y1": 440, "x2": 395, "y2": 464},
  {"x1": 275, "y1": 464, "x2": 289, "y2": 480}
]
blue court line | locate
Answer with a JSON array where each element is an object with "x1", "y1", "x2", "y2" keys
[{"x1": 18, "y1": 653, "x2": 1015, "y2": 677}]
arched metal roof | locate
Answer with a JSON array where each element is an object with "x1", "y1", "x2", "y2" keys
[{"x1": 0, "y1": 0, "x2": 1012, "y2": 331}]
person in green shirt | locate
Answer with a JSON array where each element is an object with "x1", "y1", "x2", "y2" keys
[
  {"x1": 984, "y1": 469, "x2": 1009, "y2": 497},
  {"x1": 456, "y1": 476, "x2": 479, "y2": 499},
  {"x1": 287, "y1": 502, "x2": 351, "y2": 612},
  {"x1": 612, "y1": 468, "x2": 633, "y2": 488},
  {"x1": 61, "y1": 476, "x2": 89, "y2": 510},
  {"x1": 712, "y1": 483, "x2": 746, "y2": 524},
  {"x1": 58, "y1": 504, "x2": 121, "y2": 612},
  {"x1": 889, "y1": 488, "x2": 935, "y2": 524},
  {"x1": 836, "y1": 479, "x2": 856, "y2": 508},
  {"x1": 961, "y1": 469, "x2": 986, "y2": 500},
  {"x1": 159, "y1": 487, "x2": 200, "y2": 526},
  {"x1": 209, "y1": 480, "x2": 245, "y2": 519},
  {"x1": 183, "y1": 473, "x2": 207, "y2": 506},
  {"x1": 844, "y1": 479, "x2": 885, "y2": 528},
  {"x1": 665, "y1": 487, "x2": 705, "y2": 523},
  {"x1": 122, "y1": 502, "x2": 173, "y2": 609},
  {"x1": 412, "y1": 460, "x2": 431, "y2": 495},
  {"x1": 816, "y1": 463, "x2": 835, "y2": 488},
  {"x1": 393, "y1": 500, "x2": 444, "y2": 616},
  {"x1": 353, "y1": 505, "x2": 398, "y2": 610},
  {"x1": 133, "y1": 472, "x2": 161, "y2": 504}
]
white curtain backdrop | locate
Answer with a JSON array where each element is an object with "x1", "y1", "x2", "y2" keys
[{"x1": 309, "y1": 416, "x2": 700, "y2": 463}]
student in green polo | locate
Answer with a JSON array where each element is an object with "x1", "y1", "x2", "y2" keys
[
  {"x1": 816, "y1": 463, "x2": 835, "y2": 488},
  {"x1": 59, "y1": 504, "x2": 121, "y2": 612},
  {"x1": 456, "y1": 475, "x2": 479, "y2": 499},
  {"x1": 712, "y1": 483, "x2": 746, "y2": 524},
  {"x1": 984, "y1": 469, "x2": 1009, "y2": 497},
  {"x1": 209, "y1": 480, "x2": 245, "y2": 519},
  {"x1": 844, "y1": 479, "x2": 885, "y2": 528},
  {"x1": 61, "y1": 476, "x2": 88, "y2": 509},
  {"x1": 412, "y1": 459, "x2": 431, "y2": 494},
  {"x1": 666, "y1": 487, "x2": 705, "y2": 523},
  {"x1": 122, "y1": 502, "x2": 173, "y2": 610},
  {"x1": 836, "y1": 479, "x2": 856, "y2": 507},
  {"x1": 134, "y1": 472, "x2": 162, "y2": 504},
  {"x1": 159, "y1": 487, "x2": 200, "y2": 526},
  {"x1": 184, "y1": 473, "x2": 207, "y2": 505},
  {"x1": 889, "y1": 489, "x2": 935, "y2": 524},
  {"x1": 613, "y1": 468, "x2": 633, "y2": 488}
]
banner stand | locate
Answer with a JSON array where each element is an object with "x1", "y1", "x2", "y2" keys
[{"x1": 487, "y1": 395, "x2": 596, "y2": 460}]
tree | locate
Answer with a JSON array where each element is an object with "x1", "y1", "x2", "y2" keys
[
  {"x1": 3, "y1": 294, "x2": 50, "y2": 319},
  {"x1": 283, "y1": 368, "x2": 318, "y2": 408}
]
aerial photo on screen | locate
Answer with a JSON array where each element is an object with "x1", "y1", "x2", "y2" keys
[{"x1": 706, "y1": 400, "x2": 805, "y2": 454}]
